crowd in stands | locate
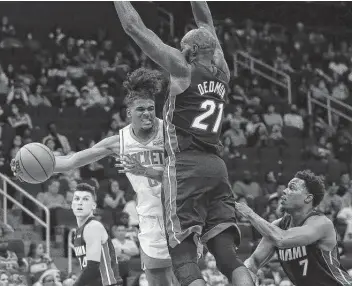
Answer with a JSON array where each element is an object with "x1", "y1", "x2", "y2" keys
[{"x1": 1, "y1": 6, "x2": 352, "y2": 286}]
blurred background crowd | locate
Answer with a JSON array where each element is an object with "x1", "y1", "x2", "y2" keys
[{"x1": 1, "y1": 2, "x2": 352, "y2": 286}]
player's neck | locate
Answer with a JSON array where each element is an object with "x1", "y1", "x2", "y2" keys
[
  {"x1": 195, "y1": 57, "x2": 213, "y2": 67},
  {"x1": 76, "y1": 214, "x2": 93, "y2": 228},
  {"x1": 289, "y1": 206, "x2": 314, "y2": 227}
]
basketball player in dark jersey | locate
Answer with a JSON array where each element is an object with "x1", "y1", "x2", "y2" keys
[
  {"x1": 114, "y1": 2, "x2": 254, "y2": 286},
  {"x1": 236, "y1": 170, "x2": 352, "y2": 286},
  {"x1": 71, "y1": 183, "x2": 122, "y2": 286}
]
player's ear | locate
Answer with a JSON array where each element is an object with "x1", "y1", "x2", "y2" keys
[
  {"x1": 182, "y1": 46, "x2": 192, "y2": 63},
  {"x1": 192, "y1": 44, "x2": 199, "y2": 55},
  {"x1": 304, "y1": 194, "x2": 313, "y2": 204},
  {"x1": 126, "y1": 108, "x2": 131, "y2": 118}
]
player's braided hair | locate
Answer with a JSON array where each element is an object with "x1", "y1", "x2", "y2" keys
[
  {"x1": 123, "y1": 68, "x2": 167, "y2": 106},
  {"x1": 295, "y1": 170, "x2": 325, "y2": 207}
]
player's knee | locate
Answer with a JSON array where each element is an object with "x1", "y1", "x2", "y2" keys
[
  {"x1": 169, "y1": 236, "x2": 203, "y2": 286},
  {"x1": 173, "y1": 261, "x2": 203, "y2": 286},
  {"x1": 216, "y1": 256, "x2": 244, "y2": 281},
  {"x1": 207, "y1": 227, "x2": 244, "y2": 281},
  {"x1": 145, "y1": 267, "x2": 174, "y2": 286}
]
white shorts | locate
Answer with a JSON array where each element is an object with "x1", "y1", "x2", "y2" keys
[{"x1": 138, "y1": 215, "x2": 171, "y2": 269}]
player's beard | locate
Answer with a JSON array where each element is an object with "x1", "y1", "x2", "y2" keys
[{"x1": 278, "y1": 202, "x2": 285, "y2": 214}]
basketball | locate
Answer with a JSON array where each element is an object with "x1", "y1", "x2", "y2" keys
[{"x1": 15, "y1": 143, "x2": 56, "y2": 184}]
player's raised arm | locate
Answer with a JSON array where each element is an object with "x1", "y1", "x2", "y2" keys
[
  {"x1": 236, "y1": 202, "x2": 331, "y2": 248},
  {"x1": 113, "y1": 1, "x2": 190, "y2": 77},
  {"x1": 190, "y1": 1, "x2": 230, "y2": 81},
  {"x1": 73, "y1": 221, "x2": 105, "y2": 286},
  {"x1": 244, "y1": 219, "x2": 281, "y2": 274},
  {"x1": 54, "y1": 135, "x2": 120, "y2": 173}
]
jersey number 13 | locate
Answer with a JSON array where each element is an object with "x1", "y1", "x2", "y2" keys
[{"x1": 191, "y1": 99, "x2": 224, "y2": 133}]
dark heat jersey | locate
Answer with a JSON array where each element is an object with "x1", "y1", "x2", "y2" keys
[
  {"x1": 163, "y1": 62, "x2": 229, "y2": 156},
  {"x1": 73, "y1": 217, "x2": 118, "y2": 286},
  {"x1": 276, "y1": 211, "x2": 352, "y2": 286}
]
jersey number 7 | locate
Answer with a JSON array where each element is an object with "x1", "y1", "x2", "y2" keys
[
  {"x1": 191, "y1": 99, "x2": 224, "y2": 133},
  {"x1": 299, "y1": 258, "x2": 308, "y2": 276}
]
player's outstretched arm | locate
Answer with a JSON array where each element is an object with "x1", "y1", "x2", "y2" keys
[
  {"x1": 113, "y1": 1, "x2": 190, "y2": 77},
  {"x1": 190, "y1": 1, "x2": 230, "y2": 81},
  {"x1": 54, "y1": 135, "x2": 120, "y2": 173},
  {"x1": 236, "y1": 202, "x2": 332, "y2": 248}
]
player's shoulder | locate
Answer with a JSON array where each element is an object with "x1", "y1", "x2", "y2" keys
[
  {"x1": 84, "y1": 219, "x2": 106, "y2": 235},
  {"x1": 305, "y1": 214, "x2": 333, "y2": 229},
  {"x1": 306, "y1": 214, "x2": 337, "y2": 249}
]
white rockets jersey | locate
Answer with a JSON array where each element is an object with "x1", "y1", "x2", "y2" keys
[{"x1": 119, "y1": 119, "x2": 164, "y2": 217}]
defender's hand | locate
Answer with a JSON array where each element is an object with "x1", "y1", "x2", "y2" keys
[
  {"x1": 115, "y1": 155, "x2": 147, "y2": 176},
  {"x1": 234, "y1": 202, "x2": 254, "y2": 219}
]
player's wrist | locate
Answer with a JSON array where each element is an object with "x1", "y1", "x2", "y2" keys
[{"x1": 246, "y1": 209, "x2": 255, "y2": 220}]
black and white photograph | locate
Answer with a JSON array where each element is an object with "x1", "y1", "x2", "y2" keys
[{"x1": 1, "y1": 1, "x2": 352, "y2": 286}]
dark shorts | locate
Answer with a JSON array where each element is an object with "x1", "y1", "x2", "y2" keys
[{"x1": 161, "y1": 150, "x2": 241, "y2": 249}]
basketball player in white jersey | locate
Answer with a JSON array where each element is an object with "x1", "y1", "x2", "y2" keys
[{"x1": 11, "y1": 68, "x2": 176, "y2": 286}]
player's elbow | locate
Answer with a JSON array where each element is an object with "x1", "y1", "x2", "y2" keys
[
  {"x1": 272, "y1": 235, "x2": 286, "y2": 248},
  {"x1": 122, "y1": 16, "x2": 140, "y2": 34},
  {"x1": 275, "y1": 239, "x2": 285, "y2": 248},
  {"x1": 274, "y1": 235, "x2": 304, "y2": 249}
]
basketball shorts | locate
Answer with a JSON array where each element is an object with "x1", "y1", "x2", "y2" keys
[
  {"x1": 138, "y1": 215, "x2": 172, "y2": 269},
  {"x1": 161, "y1": 150, "x2": 241, "y2": 249}
]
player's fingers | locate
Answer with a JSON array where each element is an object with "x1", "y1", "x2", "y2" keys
[
  {"x1": 10, "y1": 160, "x2": 16, "y2": 171},
  {"x1": 119, "y1": 166, "x2": 138, "y2": 174},
  {"x1": 14, "y1": 176, "x2": 23, "y2": 182},
  {"x1": 117, "y1": 159, "x2": 130, "y2": 165},
  {"x1": 123, "y1": 155, "x2": 139, "y2": 165},
  {"x1": 118, "y1": 169, "x2": 127, "y2": 174},
  {"x1": 125, "y1": 155, "x2": 138, "y2": 163},
  {"x1": 115, "y1": 163, "x2": 135, "y2": 170},
  {"x1": 120, "y1": 157, "x2": 134, "y2": 165}
]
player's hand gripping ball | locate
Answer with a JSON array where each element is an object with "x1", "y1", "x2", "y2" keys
[{"x1": 10, "y1": 143, "x2": 55, "y2": 184}]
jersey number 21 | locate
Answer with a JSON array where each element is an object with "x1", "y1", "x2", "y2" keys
[{"x1": 191, "y1": 99, "x2": 224, "y2": 133}]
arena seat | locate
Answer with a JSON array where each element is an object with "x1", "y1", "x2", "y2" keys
[
  {"x1": 304, "y1": 159, "x2": 327, "y2": 176},
  {"x1": 8, "y1": 239, "x2": 25, "y2": 258},
  {"x1": 55, "y1": 208, "x2": 76, "y2": 229},
  {"x1": 282, "y1": 126, "x2": 304, "y2": 139},
  {"x1": 100, "y1": 209, "x2": 114, "y2": 228}
]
